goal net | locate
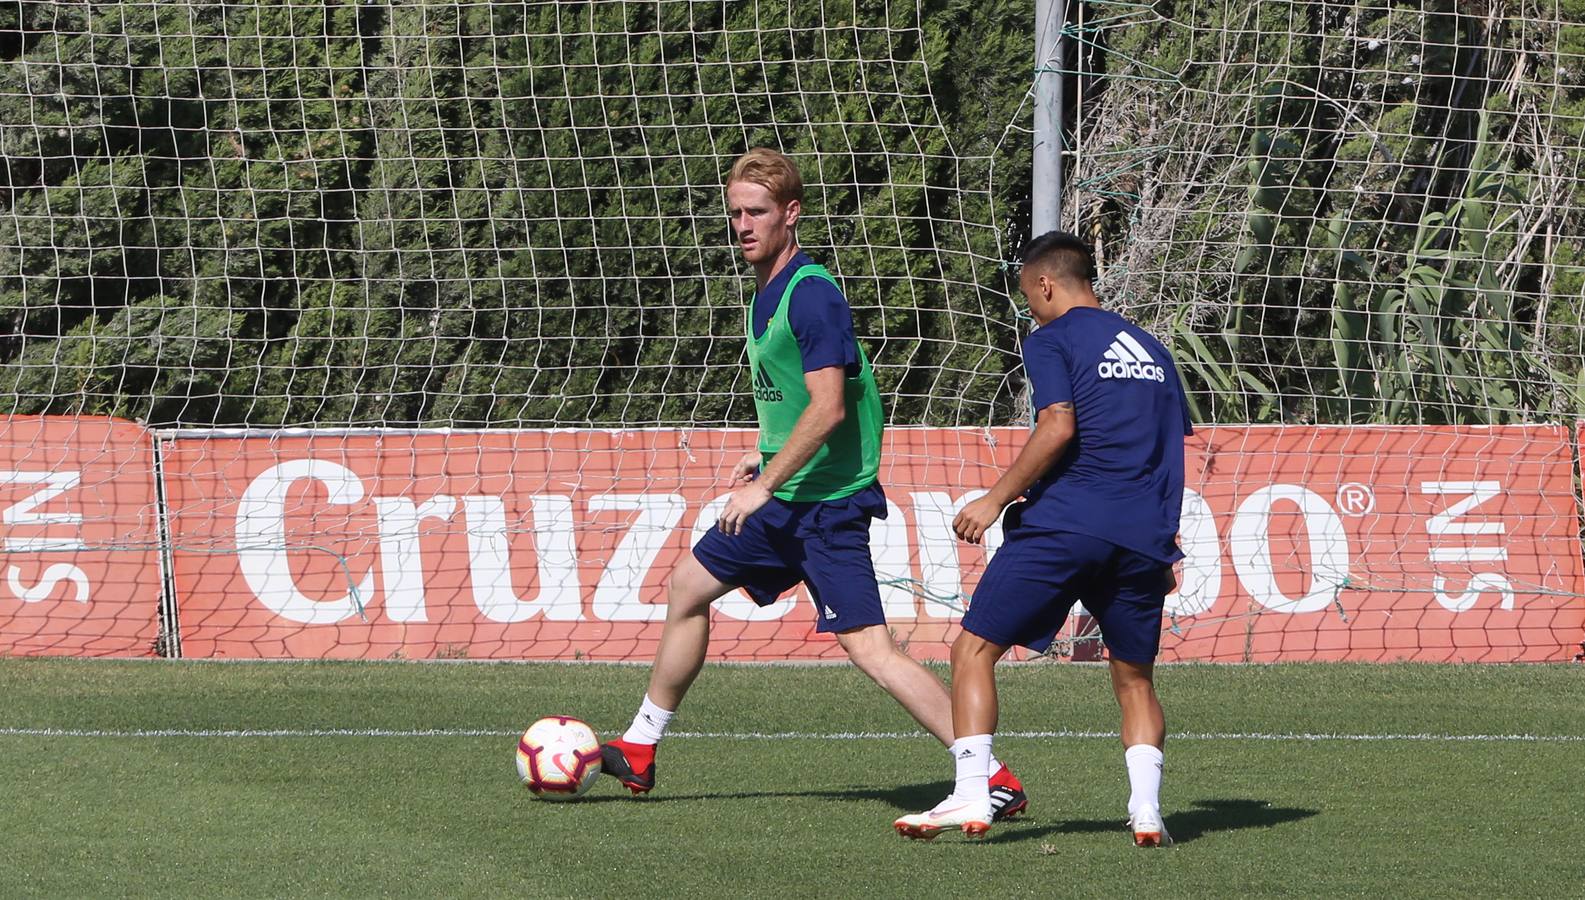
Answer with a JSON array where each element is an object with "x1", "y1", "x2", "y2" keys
[
  {"x1": 1, "y1": 0, "x2": 1021, "y2": 659},
  {"x1": 0, "y1": 0, "x2": 1581, "y2": 662},
  {"x1": 1061, "y1": 1, "x2": 1585, "y2": 660}
]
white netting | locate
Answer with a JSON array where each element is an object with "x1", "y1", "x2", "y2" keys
[
  {"x1": 0, "y1": 0, "x2": 1025, "y2": 660},
  {"x1": 0, "y1": 1, "x2": 1580, "y2": 662},
  {"x1": 0, "y1": 0, "x2": 1017, "y2": 429},
  {"x1": 1064, "y1": 1, "x2": 1585, "y2": 424},
  {"x1": 1052, "y1": 1, "x2": 1585, "y2": 660}
]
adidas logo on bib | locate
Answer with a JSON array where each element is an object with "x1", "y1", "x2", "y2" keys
[
  {"x1": 752, "y1": 365, "x2": 783, "y2": 402},
  {"x1": 1097, "y1": 330, "x2": 1166, "y2": 382}
]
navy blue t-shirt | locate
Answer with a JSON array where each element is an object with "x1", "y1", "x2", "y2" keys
[
  {"x1": 751, "y1": 251, "x2": 860, "y2": 376},
  {"x1": 1018, "y1": 307, "x2": 1193, "y2": 564}
]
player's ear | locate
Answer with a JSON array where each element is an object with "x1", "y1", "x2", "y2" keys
[{"x1": 783, "y1": 198, "x2": 801, "y2": 228}]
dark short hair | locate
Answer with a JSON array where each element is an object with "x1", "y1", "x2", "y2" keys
[{"x1": 1019, "y1": 231, "x2": 1095, "y2": 284}]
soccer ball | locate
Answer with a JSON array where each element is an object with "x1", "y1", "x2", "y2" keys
[{"x1": 515, "y1": 716, "x2": 603, "y2": 800}]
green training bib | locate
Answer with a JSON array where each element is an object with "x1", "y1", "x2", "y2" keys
[{"x1": 745, "y1": 263, "x2": 883, "y2": 502}]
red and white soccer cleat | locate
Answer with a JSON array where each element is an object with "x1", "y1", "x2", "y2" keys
[
  {"x1": 1128, "y1": 806, "x2": 1173, "y2": 848},
  {"x1": 988, "y1": 763, "x2": 1028, "y2": 821},
  {"x1": 894, "y1": 796, "x2": 994, "y2": 841},
  {"x1": 599, "y1": 738, "x2": 656, "y2": 794}
]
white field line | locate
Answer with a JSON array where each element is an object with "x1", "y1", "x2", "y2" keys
[{"x1": 0, "y1": 727, "x2": 1580, "y2": 743}]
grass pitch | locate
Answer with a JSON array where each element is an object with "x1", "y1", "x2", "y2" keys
[{"x1": 2, "y1": 658, "x2": 1580, "y2": 898}]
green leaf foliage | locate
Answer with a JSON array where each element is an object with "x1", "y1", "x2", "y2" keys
[
  {"x1": 0, "y1": 0, "x2": 1025, "y2": 428},
  {"x1": 1, "y1": 1, "x2": 1581, "y2": 428},
  {"x1": 1087, "y1": 1, "x2": 1585, "y2": 424}
]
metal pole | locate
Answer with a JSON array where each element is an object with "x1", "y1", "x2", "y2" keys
[
  {"x1": 1034, "y1": 3, "x2": 1099, "y2": 661},
  {"x1": 1032, "y1": 0, "x2": 1065, "y2": 237}
]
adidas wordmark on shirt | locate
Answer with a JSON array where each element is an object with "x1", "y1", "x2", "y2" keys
[
  {"x1": 1097, "y1": 330, "x2": 1167, "y2": 382},
  {"x1": 1017, "y1": 307, "x2": 1192, "y2": 564}
]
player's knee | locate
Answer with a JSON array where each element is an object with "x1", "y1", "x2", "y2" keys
[
  {"x1": 949, "y1": 629, "x2": 1001, "y2": 671},
  {"x1": 665, "y1": 584, "x2": 711, "y2": 619},
  {"x1": 1111, "y1": 665, "x2": 1160, "y2": 706},
  {"x1": 835, "y1": 625, "x2": 897, "y2": 671},
  {"x1": 666, "y1": 561, "x2": 724, "y2": 617},
  {"x1": 1115, "y1": 677, "x2": 1157, "y2": 703}
]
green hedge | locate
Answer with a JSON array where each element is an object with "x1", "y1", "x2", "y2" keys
[{"x1": 1, "y1": 1, "x2": 1579, "y2": 427}]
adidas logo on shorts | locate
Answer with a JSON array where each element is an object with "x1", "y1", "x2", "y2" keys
[{"x1": 1097, "y1": 330, "x2": 1166, "y2": 382}]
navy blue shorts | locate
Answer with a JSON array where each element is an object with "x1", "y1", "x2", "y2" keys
[
  {"x1": 961, "y1": 525, "x2": 1173, "y2": 663},
  {"x1": 692, "y1": 482, "x2": 888, "y2": 634}
]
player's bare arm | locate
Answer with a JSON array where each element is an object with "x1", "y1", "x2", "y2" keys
[
  {"x1": 716, "y1": 365, "x2": 846, "y2": 535},
  {"x1": 953, "y1": 401, "x2": 1075, "y2": 544}
]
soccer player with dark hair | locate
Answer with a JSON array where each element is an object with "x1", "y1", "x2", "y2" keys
[
  {"x1": 600, "y1": 148, "x2": 1025, "y2": 821},
  {"x1": 894, "y1": 230, "x2": 1192, "y2": 845}
]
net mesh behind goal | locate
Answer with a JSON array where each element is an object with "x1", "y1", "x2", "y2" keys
[
  {"x1": 1, "y1": 0, "x2": 1017, "y2": 429},
  {"x1": 1059, "y1": 1, "x2": 1585, "y2": 660},
  {"x1": 2, "y1": 0, "x2": 1027, "y2": 660},
  {"x1": 1070, "y1": 1, "x2": 1585, "y2": 425},
  {"x1": 0, "y1": 0, "x2": 1581, "y2": 662}
]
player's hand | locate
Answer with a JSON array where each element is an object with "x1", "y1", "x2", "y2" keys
[
  {"x1": 717, "y1": 481, "x2": 772, "y2": 536},
  {"x1": 730, "y1": 451, "x2": 763, "y2": 486},
  {"x1": 953, "y1": 496, "x2": 1004, "y2": 545}
]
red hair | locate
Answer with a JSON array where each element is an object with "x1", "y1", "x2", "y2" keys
[{"x1": 725, "y1": 148, "x2": 804, "y2": 205}]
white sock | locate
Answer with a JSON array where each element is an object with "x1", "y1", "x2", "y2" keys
[
  {"x1": 621, "y1": 695, "x2": 674, "y2": 745},
  {"x1": 987, "y1": 753, "x2": 1004, "y2": 777},
  {"x1": 950, "y1": 734, "x2": 994, "y2": 805},
  {"x1": 1125, "y1": 744, "x2": 1164, "y2": 815}
]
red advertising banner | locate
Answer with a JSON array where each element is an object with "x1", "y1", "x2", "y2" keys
[
  {"x1": 1164, "y1": 426, "x2": 1582, "y2": 662},
  {"x1": 163, "y1": 426, "x2": 1585, "y2": 662},
  {"x1": 0, "y1": 417, "x2": 162, "y2": 656}
]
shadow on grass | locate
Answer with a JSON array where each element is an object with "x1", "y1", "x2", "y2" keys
[
  {"x1": 574, "y1": 788, "x2": 1314, "y2": 846},
  {"x1": 991, "y1": 798, "x2": 1319, "y2": 845},
  {"x1": 573, "y1": 780, "x2": 954, "y2": 810},
  {"x1": 570, "y1": 785, "x2": 1312, "y2": 842}
]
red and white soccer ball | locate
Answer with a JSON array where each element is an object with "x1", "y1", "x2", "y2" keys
[{"x1": 516, "y1": 716, "x2": 603, "y2": 801}]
